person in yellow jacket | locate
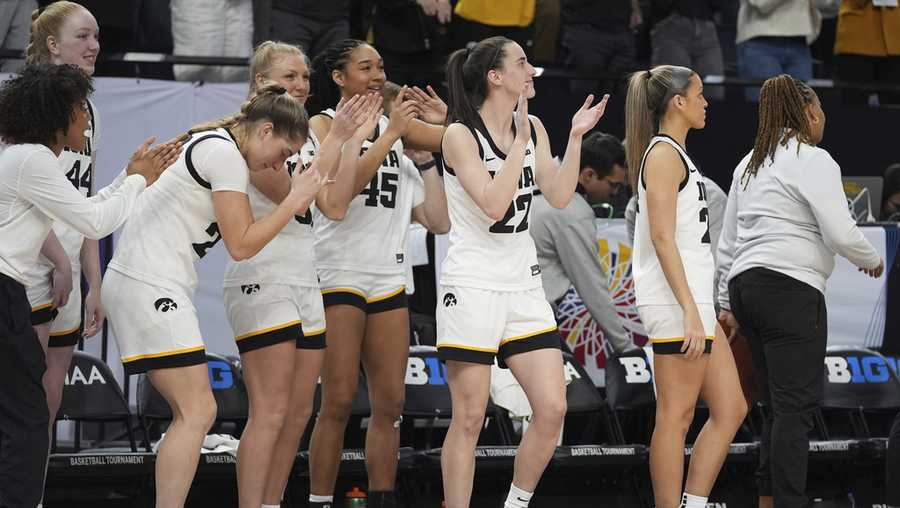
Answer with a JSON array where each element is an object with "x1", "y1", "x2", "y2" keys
[
  {"x1": 834, "y1": 0, "x2": 900, "y2": 105},
  {"x1": 451, "y1": 0, "x2": 536, "y2": 53}
]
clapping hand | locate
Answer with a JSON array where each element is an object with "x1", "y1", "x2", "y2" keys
[{"x1": 570, "y1": 94, "x2": 610, "y2": 138}]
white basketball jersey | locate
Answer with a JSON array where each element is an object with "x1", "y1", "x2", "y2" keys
[
  {"x1": 633, "y1": 135, "x2": 714, "y2": 306},
  {"x1": 312, "y1": 109, "x2": 424, "y2": 275},
  {"x1": 223, "y1": 131, "x2": 320, "y2": 288},
  {"x1": 440, "y1": 116, "x2": 541, "y2": 292},
  {"x1": 108, "y1": 128, "x2": 248, "y2": 292},
  {"x1": 29, "y1": 100, "x2": 99, "y2": 281}
]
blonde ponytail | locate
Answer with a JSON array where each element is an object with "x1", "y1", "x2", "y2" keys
[{"x1": 26, "y1": 2, "x2": 85, "y2": 65}]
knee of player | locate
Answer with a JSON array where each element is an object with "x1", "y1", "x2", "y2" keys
[
  {"x1": 319, "y1": 395, "x2": 356, "y2": 423},
  {"x1": 252, "y1": 402, "x2": 291, "y2": 433},
  {"x1": 531, "y1": 395, "x2": 567, "y2": 426},
  {"x1": 455, "y1": 409, "x2": 488, "y2": 439},
  {"x1": 287, "y1": 400, "x2": 315, "y2": 428},
  {"x1": 371, "y1": 395, "x2": 405, "y2": 421},
  {"x1": 183, "y1": 394, "x2": 218, "y2": 433},
  {"x1": 655, "y1": 404, "x2": 695, "y2": 435}
]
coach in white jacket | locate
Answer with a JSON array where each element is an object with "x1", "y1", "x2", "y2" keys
[{"x1": 717, "y1": 74, "x2": 883, "y2": 508}]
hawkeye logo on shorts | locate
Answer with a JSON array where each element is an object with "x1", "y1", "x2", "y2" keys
[
  {"x1": 153, "y1": 298, "x2": 178, "y2": 313},
  {"x1": 241, "y1": 284, "x2": 260, "y2": 295},
  {"x1": 531, "y1": 264, "x2": 541, "y2": 276},
  {"x1": 396, "y1": 253, "x2": 404, "y2": 264},
  {"x1": 443, "y1": 293, "x2": 457, "y2": 307}
]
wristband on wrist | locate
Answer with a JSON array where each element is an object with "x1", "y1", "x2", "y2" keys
[{"x1": 415, "y1": 159, "x2": 437, "y2": 172}]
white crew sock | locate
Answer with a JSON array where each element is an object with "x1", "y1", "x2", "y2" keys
[
  {"x1": 681, "y1": 492, "x2": 707, "y2": 508},
  {"x1": 309, "y1": 494, "x2": 334, "y2": 505},
  {"x1": 261, "y1": 504, "x2": 280, "y2": 508},
  {"x1": 504, "y1": 484, "x2": 533, "y2": 508}
]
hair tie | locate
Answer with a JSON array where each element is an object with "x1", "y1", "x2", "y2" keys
[
  {"x1": 465, "y1": 41, "x2": 477, "y2": 59},
  {"x1": 645, "y1": 70, "x2": 652, "y2": 80}
]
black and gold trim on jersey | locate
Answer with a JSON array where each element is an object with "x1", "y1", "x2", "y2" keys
[
  {"x1": 30, "y1": 302, "x2": 58, "y2": 326},
  {"x1": 321, "y1": 286, "x2": 407, "y2": 314},
  {"x1": 639, "y1": 135, "x2": 692, "y2": 193},
  {"x1": 650, "y1": 336, "x2": 715, "y2": 355},
  {"x1": 49, "y1": 324, "x2": 82, "y2": 348},
  {"x1": 184, "y1": 133, "x2": 232, "y2": 189},
  {"x1": 122, "y1": 346, "x2": 207, "y2": 375},
  {"x1": 235, "y1": 320, "x2": 301, "y2": 354},
  {"x1": 297, "y1": 326, "x2": 326, "y2": 350},
  {"x1": 438, "y1": 327, "x2": 562, "y2": 368}
]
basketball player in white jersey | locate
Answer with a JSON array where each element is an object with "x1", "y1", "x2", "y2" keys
[
  {"x1": 222, "y1": 41, "x2": 380, "y2": 508},
  {"x1": 624, "y1": 65, "x2": 747, "y2": 508},
  {"x1": 439, "y1": 36, "x2": 609, "y2": 508},
  {"x1": 303, "y1": 39, "x2": 450, "y2": 508},
  {"x1": 23, "y1": 1, "x2": 107, "y2": 442},
  {"x1": 101, "y1": 85, "x2": 336, "y2": 508}
]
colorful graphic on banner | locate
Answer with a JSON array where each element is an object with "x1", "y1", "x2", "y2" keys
[{"x1": 557, "y1": 220, "x2": 647, "y2": 386}]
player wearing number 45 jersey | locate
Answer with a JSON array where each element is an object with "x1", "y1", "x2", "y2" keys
[
  {"x1": 303, "y1": 39, "x2": 449, "y2": 508},
  {"x1": 102, "y1": 85, "x2": 337, "y2": 508},
  {"x1": 625, "y1": 65, "x2": 746, "y2": 508},
  {"x1": 438, "y1": 36, "x2": 609, "y2": 508}
]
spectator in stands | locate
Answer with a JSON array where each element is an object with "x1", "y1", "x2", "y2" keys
[
  {"x1": 170, "y1": 0, "x2": 252, "y2": 82},
  {"x1": 736, "y1": 0, "x2": 821, "y2": 101},
  {"x1": 834, "y1": 0, "x2": 900, "y2": 106},
  {"x1": 0, "y1": 0, "x2": 36, "y2": 72},
  {"x1": 883, "y1": 163, "x2": 900, "y2": 221},
  {"x1": 530, "y1": 132, "x2": 637, "y2": 355},
  {"x1": 372, "y1": 0, "x2": 451, "y2": 89},
  {"x1": 717, "y1": 75, "x2": 883, "y2": 508},
  {"x1": 450, "y1": 0, "x2": 535, "y2": 53},
  {"x1": 262, "y1": 0, "x2": 351, "y2": 63},
  {"x1": 531, "y1": 0, "x2": 560, "y2": 64},
  {"x1": 650, "y1": 0, "x2": 725, "y2": 100},
  {"x1": 560, "y1": 0, "x2": 641, "y2": 97}
]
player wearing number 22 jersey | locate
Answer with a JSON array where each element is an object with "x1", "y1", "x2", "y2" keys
[
  {"x1": 437, "y1": 115, "x2": 560, "y2": 367},
  {"x1": 102, "y1": 129, "x2": 248, "y2": 374}
]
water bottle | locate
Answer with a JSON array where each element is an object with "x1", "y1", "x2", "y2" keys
[{"x1": 344, "y1": 486, "x2": 367, "y2": 507}]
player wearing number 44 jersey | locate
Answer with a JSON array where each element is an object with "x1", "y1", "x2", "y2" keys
[
  {"x1": 437, "y1": 36, "x2": 609, "y2": 508},
  {"x1": 625, "y1": 65, "x2": 746, "y2": 508},
  {"x1": 102, "y1": 85, "x2": 338, "y2": 508}
]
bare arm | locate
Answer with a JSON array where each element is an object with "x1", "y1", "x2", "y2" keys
[
  {"x1": 443, "y1": 120, "x2": 528, "y2": 221},
  {"x1": 41, "y1": 230, "x2": 72, "y2": 309},
  {"x1": 409, "y1": 155, "x2": 450, "y2": 234},
  {"x1": 403, "y1": 118, "x2": 445, "y2": 152}
]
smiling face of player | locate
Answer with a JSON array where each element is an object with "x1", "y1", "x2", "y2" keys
[
  {"x1": 58, "y1": 99, "x2": 90, "y2": 153},
  {"x1": 256, "y1": 53, "x2": 311, "y2": 105},
  {"x1": 333, "y1": 43, "x2": 386, "y2": 99},
  {"x1": 48, "y1": 7, "x2": 100, "y2": 76}
]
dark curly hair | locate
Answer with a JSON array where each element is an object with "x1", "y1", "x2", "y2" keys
[{"x1": 0, "y1": 63, "x2": 93, "y2": 146}]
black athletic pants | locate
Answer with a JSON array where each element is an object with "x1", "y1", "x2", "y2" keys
[
  {"x1": 729, "y1": 267, "x2": 827, "y2": 508},
  {"x1": 0, "y1": 273, "x2": 48, "y2": 508}
]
